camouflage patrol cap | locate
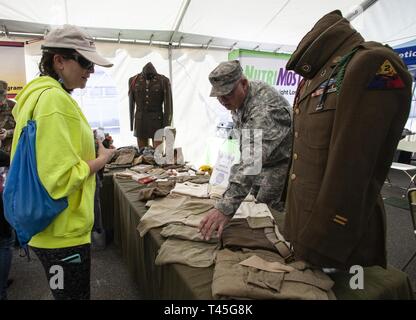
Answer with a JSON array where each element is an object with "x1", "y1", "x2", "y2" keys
[
  {"x1": 0, "y1": 81, "x2": 7, "y2": 101},
  {"x1": 0, "y1": 80, "x2": 7, "y2": 91},
  {"x1": 209, "y1": 60, "x2": 243, "y2": 97}
]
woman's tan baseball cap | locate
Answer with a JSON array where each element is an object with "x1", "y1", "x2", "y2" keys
[{"x1": 42, "y1": 24, "x2": 113, "y2": 67}]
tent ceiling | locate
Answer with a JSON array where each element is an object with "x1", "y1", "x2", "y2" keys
[
  {"x1": 0, "y1": 18, "x2": 297, "y2": 52},
  {"x1": 1, "y1": 0, "x2": 371, "y2": 52},
  {"x1": 2, "y1": 0, "x2": 415, "y2": 52},
  {"x1": 180, "y1": 0, "x2": 364, "y2": 47},
  {"x1": 352, "y1": 0, "x2": 416, "y2": 46}
]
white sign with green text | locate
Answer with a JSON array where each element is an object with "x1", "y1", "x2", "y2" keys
[{"x1": 229, "y1": 49, "x2": 301, "y2": 105}]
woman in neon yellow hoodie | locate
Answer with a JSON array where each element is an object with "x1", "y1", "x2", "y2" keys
[{"x1": 11, "y1": 25, "x2": 115, "y2": 300}]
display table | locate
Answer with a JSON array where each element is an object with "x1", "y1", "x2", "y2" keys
[
  {"x1": 100, "y1": 169, "x2": 126, "y2": 242},
  {"x1": 112, "y1": 177, "x2": 415, "y2": 300}
]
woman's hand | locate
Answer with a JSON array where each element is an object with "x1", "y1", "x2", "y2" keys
[
  {"x1": 97, "y1": 140, "x2": 116, "y2": 163},
  {"x1": 87, "y1": 140, "x2": 116, "y2": 174}
]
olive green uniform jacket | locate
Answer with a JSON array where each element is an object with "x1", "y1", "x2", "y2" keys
[
  {"x1": 284, "y1": 10, "x2": 413, "y2": 270},
  {"x1": 128, "y1": 62, "x2": 173, "y2": 139}
]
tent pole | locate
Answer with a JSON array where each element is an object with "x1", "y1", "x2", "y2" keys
[
  {"x1": 168, "y1": 44, "x2": 173, "y2": 84},
  {"x1": 412, "y1": 81, "x2": 416, "y2": 133},
  {"x1": 169, "y1": 0, "x2": 191, "y2": 45},
  {"x1": 346, "y1": 0, "x2": 378, "y2": 21}
]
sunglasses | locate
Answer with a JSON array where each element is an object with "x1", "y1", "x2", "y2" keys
[{"x1": 64, "y1": 54, "x2": 94, "y2": 70}]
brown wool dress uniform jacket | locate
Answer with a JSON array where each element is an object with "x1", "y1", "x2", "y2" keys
[
  {"x1": 284, "y1": 10, "x2": 413, "y2": 270},
  {"x1": 129, "y1": 62, "x2": 173, "y2": 139}
]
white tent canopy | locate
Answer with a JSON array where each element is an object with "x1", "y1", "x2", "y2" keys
[
  {"x1": 3, "y1": 0, "x2": 411, "y2": 51},
  {"x1": 1, "y1": 0, "x2": 416, "y2": 166}
]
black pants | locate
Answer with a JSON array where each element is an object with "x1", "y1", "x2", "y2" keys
[
  {"x1": 93, "y1": 174, "x2": 104, "y2": 233},
  {"x1": 31, "y1": 244, "x2": 91, "y2": 300}
]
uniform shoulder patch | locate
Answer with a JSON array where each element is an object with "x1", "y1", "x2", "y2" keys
[{"x1": 368, "y1": 59, "x2": 405, "y2": 89}]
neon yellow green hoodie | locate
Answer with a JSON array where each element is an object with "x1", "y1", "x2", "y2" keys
[{"x1": 12, "y1": 76, "x2": 95, "y2": 249}]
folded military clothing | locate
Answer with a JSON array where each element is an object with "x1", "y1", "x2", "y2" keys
[
  {"x1": 170, "y1": 182, "x2": 210, "y2": 198},
  {"x1": 113, "y1": 149, "x2": 136, "y2": 165},
  {"x1": 105, "y1": 163, "x2": 134, "y2": 170},
  {"x1": 142, "y1": 155, "x2": 156, "y2": 165},
  {"x1": 137, "y1": 194, "x2": 214, "y2": 236},
  {"x1": 222, "y1": 216, "x2": 291, "y2": 259},
  {"x1": 160, "y1": 224, "x2": 218, "y2": 243},
  {"x1": 239, "y1": 255, "x2": 295, "y2": 273},
  {"x1": 132, "y1": 155, "x2": 143, "y2": 166},
  {"x1": 114, "y1": 171, "x2": 136, "y2": 179},
  {"x1": 130, "y1": 164, "x2": 155, "y2": 173},
  {"x1": 188, "y1": 176, "x2": 210, "y2": 184},
  {"x1": 147, "y1": 168, "x2": 168, "y2": 178},
  {"x1": 222, "y1": 218, "x2": 278, "y2": 253},
  {"x1": 233, "y1": 201, "x2": 273, "y2": 219},
  {"x1": 115, "y1": 169, "x2": 150, "y2": 181},
  {"x1": 212, "y1": 248, "x2": 335, "y2": 300},
  {"x1": 245, "y1": 216, "x2": 289, "y2": 251},
  {"x1": 137, "y1": 180, "x2": 176, "y2": 201},
  {"x1": 155, "y1": 238, "x2": 219, "y2": 268}
]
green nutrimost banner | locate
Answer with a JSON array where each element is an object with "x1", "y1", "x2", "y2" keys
[{"x1": 229, "y1": 49, "x2": 301, "y2": 105}]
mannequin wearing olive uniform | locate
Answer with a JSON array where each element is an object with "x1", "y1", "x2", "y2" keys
[
  {"x1": 284, "y1": 10, "x2": 412, "y2": 270},
  {"x1": 128, "y1": 63, "x2": 173, "y2": 148}
]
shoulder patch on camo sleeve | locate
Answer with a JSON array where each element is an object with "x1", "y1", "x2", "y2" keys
[{"x1": 368, "y1": 60, "x2": 405, "y2": 89}]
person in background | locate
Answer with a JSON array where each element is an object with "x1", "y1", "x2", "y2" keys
[
  {"x1": 199, "y1": 60, "x2": 292, "y2": 240},
  {"x1": 92, "y1": 129, "x2": 115, "y2": 249},
  {"x1": 10, "y1": 24, "x2": 115, "y2": 300},
  {"x1": 0, "y1": 80, "x2": 16, "y2": 155},
  {"x1": 0, "y1": 149, "x2": 12, "y2": 300},
  {"x1": 0, "y1": 81, "x2": 15, "y2": 300}
]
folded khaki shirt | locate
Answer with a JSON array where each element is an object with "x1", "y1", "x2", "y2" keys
[{"x1": 239, "y1": 255, "x2": 295, "y2": 273}]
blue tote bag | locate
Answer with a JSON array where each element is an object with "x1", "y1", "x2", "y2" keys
[{"x1": 3, "y1": 120, "x2": 68, "y2": 246}]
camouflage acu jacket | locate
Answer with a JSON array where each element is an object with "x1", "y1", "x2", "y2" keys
[
  {"x1": 0, "y1": 99, "x2": 16, "y2": 154},
  {"x1": 215, "y1": 80, "x2": 292, "y2": 215}
]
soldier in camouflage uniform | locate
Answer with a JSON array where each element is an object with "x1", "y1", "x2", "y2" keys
[
  {"x1": 200, "y1": 60, "x2": 292, "y2": 240},
  {"x1": 0, "y1": 81, "x2": 16, "y2": 155}
]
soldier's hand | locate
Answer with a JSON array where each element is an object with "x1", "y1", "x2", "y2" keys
[{"x1": 199, "y1": 208, "x2": 231, "y2": 241}]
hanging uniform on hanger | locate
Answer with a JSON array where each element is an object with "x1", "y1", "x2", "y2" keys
[{"x1": 128, "y1": 62, "x2": 173, "y2": 146}]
